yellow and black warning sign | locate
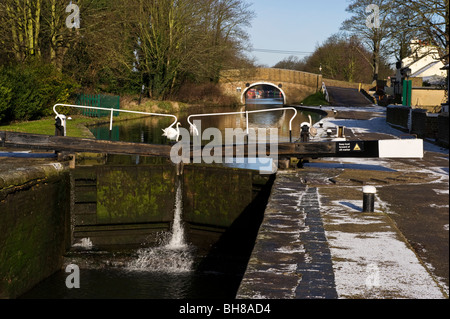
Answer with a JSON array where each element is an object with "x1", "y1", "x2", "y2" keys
[
  {"x1": 353, "y1": 143, "x2": 362, "y2": 151},
  {"x1": 337, "y1": 141, "x2": 364, "y2": 153},
  {"x1": 335, "y1": 140, "x2": 380, "y2": 158},
  {"x1": 336, "y1": 141, "x2": 379, "y2": 157}
]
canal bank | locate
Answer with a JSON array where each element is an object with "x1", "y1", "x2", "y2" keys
[
  {"x1": 0, "y1": 154, "x2": 71, "y2": 299},
  {"x1": 237, "y1": 106, "x2": 449, "y2": 299}
]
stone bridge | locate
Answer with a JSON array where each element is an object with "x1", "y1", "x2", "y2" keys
[{"x1": 219, "y1": 68, "x2": 322, "y2": 105}]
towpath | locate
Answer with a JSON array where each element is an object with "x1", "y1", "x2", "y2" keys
[{"x1": 327, "y1": 86, "x2": 374, "y2": 107}]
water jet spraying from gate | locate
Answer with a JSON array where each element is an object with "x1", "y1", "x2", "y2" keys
[{"x1": 126, "y1": 175, "x2": 192, "y2": 272}]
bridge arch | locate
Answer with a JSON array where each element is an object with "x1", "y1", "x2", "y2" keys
[{"x1": 241, "y1": 82, "x2": 287, "y2": 105}]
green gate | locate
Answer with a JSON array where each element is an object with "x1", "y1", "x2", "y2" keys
[
  {"x1": 402, "y1": 80, "x2": 412, "y2": 107},
  {"x1": 76, "y1": 94, "x2": 120, "y2": 117}
]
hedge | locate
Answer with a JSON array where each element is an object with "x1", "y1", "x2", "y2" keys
[{"x1": 0, "y1": 63, "x2": 79, "y2": 123}]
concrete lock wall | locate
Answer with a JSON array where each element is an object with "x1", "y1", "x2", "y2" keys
[
  {"x1": 219, "y1": 68, "x2": 322, "y2": 104},
  {"x1": 72, "y1": 164, "x2": 270, "y2": 247},
  {"x1": 0, "y1": 169, "x2": 71, "y2": 299},
  {"x1": 183, "y1": 165, "x2": 255, "y2": 229},
  {"x1": 0, "y1": 162, "x2": 270, "y2": 298},
  {"x1": 72, "y1": 165, "x2": 177, "y2": 247}
]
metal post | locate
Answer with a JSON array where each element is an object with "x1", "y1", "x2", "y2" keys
[
  {"x1": 402, "y1": 79, "x2": 412, "y2": 107},
  {"x1": 110, "y1": 108, "x2": 114, "y2": 131},
  {"x1": 245, "y1": 111, "x2": 249, "y2": 135},
  {"x1": 55, "y1": 115, "x2": 67, "y2": 136},
  {"x1": 363, "y1": 186, "x2": 377, "y2": 213},
  {"x1": 0, "y1": 131, "x2": 5, "y2": 147},
  {"x1": 300, "y1": 124, "x2": 310, "y2": 142}
]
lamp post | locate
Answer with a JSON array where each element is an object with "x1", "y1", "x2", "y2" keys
[{"x1": 317, "y1": 64, "x2": 322, "y2": 91}]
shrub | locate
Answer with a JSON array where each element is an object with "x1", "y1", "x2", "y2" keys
[
  {"x1": 0, "y1": 63, "x2": 79, "y2": 123},
  {"x1": 0, "y1": 68, "x2": 13, "y2": 122}
]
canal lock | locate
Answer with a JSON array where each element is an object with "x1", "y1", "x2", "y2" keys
[{"x1": 18, "y1": 156, "x2": 274, "y2": 299}]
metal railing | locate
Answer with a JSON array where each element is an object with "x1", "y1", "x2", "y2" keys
[
  {"x1": 321, "y1": 82, "x2": 330, "y2": 102},
  {"x1": 187, "y1": 107, "x2": 298, "y2": 142},
  {"x1": 53, "y1": 103, "x2": 178, "y2": 134},
  {"x1": 54, "y1": 104, "x2": 298, "y2": 142}
]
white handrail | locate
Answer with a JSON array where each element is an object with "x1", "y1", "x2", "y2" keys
[
  {"x1": 321, "y1": 82, "x2": 330, "y2": 102},
  {"x1": 53, "y1": 103, "x2": 178, "y2": 132},
  {"x1": 188, "y1": 110, "x2": 245, "y2": 129},
  {"x1": 187, "y1": 107, "x2": 298, "y2": 142},
  {"x1": 247, "y1": 107, "x2": 298, "y2": 132}
]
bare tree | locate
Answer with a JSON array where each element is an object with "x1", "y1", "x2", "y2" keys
[
  {"x1": 110, "y1": 0, "x2": 253, "y2": 99},
  {"x1": 0, "y1": 0, "x2": 42, "y2": 62},
  {"x1": 396, "y1": 0, "x2": 448, "y2": 64},
  {"x1": 0, "y1": 0, "x2": 254, "y2": 99},
  {"x1": 341, "y1": 0, "x2": 396, "y2": 82},
  {"x1": 273, "y1": 56, "x2": 306, "y2": 71},
  {"x1": 384, "y1": 4, "x2": 421, "y2": 62},
  {"x1": 393, "y1": 0, "x2": 448, "y2": 103},
  {"x1": 302, "y1": 34, "x2": 392, "y2": 83}
]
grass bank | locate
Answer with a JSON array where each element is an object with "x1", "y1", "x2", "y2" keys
[
  {"x1": 299, "y1": 91, "x2": 330, "y2": 106},
  {"x1": 0, "y1": 116, "x2": 100, "y2": 138}
]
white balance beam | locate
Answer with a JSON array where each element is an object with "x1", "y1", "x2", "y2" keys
[{"x1": 378, "y1": 139, "x2": 424, "y2": 158}]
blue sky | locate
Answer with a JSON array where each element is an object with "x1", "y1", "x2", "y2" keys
[{"x1": 246, "y1": 0, "x2": 353, "y2": 67}]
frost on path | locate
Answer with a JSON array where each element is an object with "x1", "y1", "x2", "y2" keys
[{"x1": 320, "y1": 199, "x2": 446, "y2": 299}]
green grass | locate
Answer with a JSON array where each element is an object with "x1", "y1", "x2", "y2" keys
[
  {"x1": 0, "y1": 109, "x2": 159, "y2": 138},
  {"x1": 300, "y1": 91, "x2": 330, "y2": 106},
  {"x1": 0, "y1": 116, "x2": 106, "y2": 138}
]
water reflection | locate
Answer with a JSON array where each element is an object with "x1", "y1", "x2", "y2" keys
[
  {"x1": 20, "y1": 265, "x2": 239, "y2": 299},
  {"x1": 88, "y1": 102, "x2": 323, "y2": 145}
]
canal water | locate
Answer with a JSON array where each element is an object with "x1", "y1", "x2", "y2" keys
[
  {"x1": 88, "y1": 99, "x2": 322, "y2": 145},
  {"x1": 20, "y1": 100, "x2": 322, "y2": 299}
]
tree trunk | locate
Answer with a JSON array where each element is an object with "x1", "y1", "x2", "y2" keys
[
  {"x1": 34, "y1": 0, "x2": 41, "y2": 57},
  {"x1": 372, "y1": 35, "x2": 380, "y2": 82}
]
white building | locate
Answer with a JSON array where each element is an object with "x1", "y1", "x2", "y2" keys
[{"x1": 402, "y1": 40, "x2": 447, "y2": 85}]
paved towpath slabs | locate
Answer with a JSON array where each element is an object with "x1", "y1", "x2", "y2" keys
[{"x1": 237, "y1": 169, "x2": 447, "y2": 299}]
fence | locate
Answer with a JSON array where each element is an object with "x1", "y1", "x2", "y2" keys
[
  {"x1": 75, "y1": 94, "x2": 120, "y2": 117},
  {"x1": 386, "y1": 105, "x2": 449, "y2": 147}
]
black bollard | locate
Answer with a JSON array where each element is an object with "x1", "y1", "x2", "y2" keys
[
  {"x1": 300, "y1": 124, "x2": 310, "y2": 142},
  {"x1": 55, "y1": 115, "x2": 67, "y2": 136},
  {"x1": 363, "y1": 186, "x2": 376, "y2": 213}
]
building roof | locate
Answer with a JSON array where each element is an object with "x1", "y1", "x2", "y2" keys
[{"x1": 410, "y1": 61, "x2": 442, "y2": 78}]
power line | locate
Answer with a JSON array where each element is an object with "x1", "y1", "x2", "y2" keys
[{"x1": 251, "y1": 48, "x2": 313, "y2": 55}]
